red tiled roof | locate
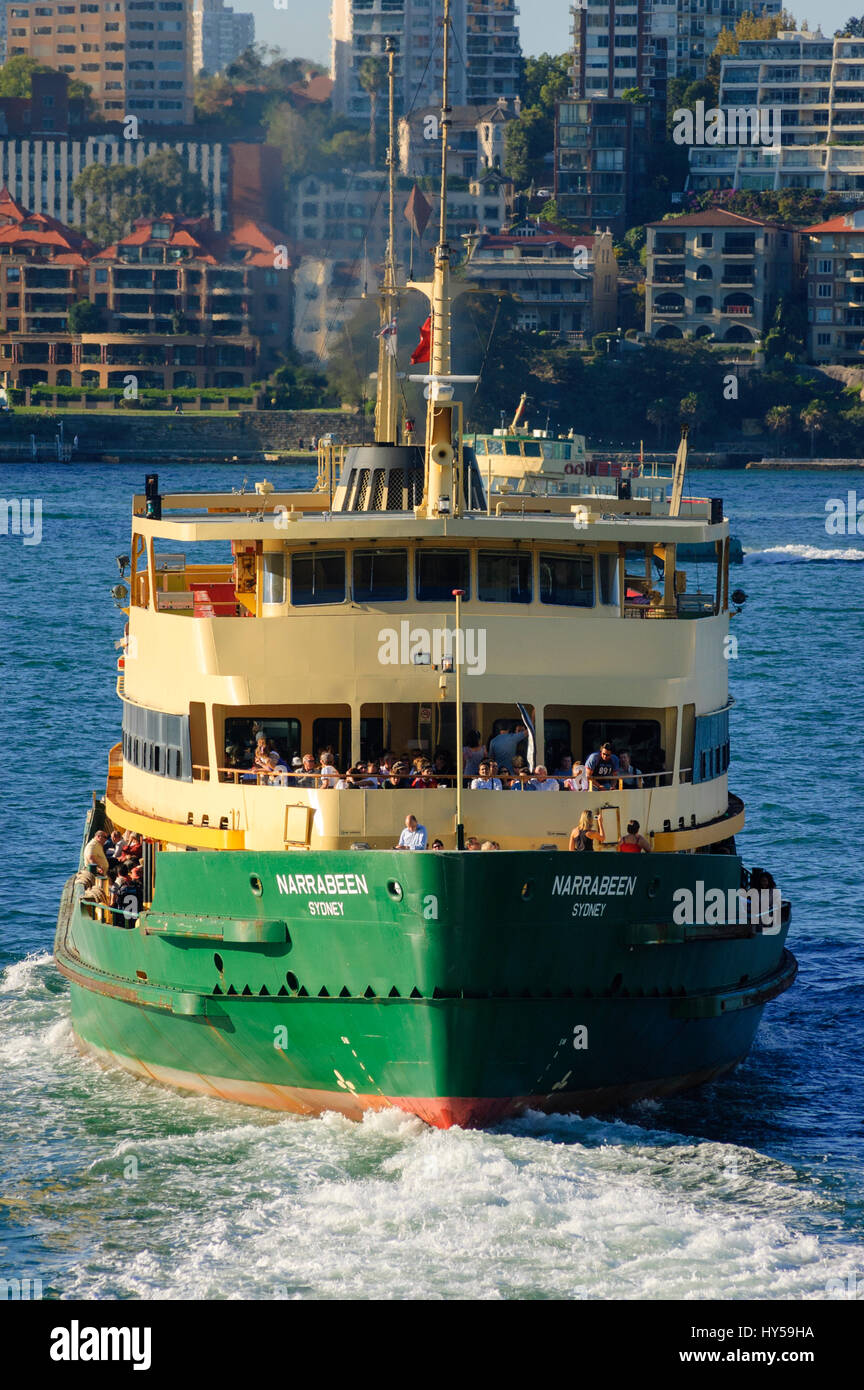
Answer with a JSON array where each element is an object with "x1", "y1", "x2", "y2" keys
[
  {"x1": 647, "y1": 209, "x2": 778, "y2": 228},
  {"x1": 802, "y1": 214, "x2": 862, "y2": 234},
  {"x1": 0, "y1": 185, "x2": 89, "y2": 252}
]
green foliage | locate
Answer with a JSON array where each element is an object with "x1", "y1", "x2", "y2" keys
[
  {"x1": 0, "y1": 55, "x2": 50, "y2": 98},
  {"x1": 837, "y1": 16, "x2": 864, "y2": 36},
  {"x1": 67, "y1": 299, "x2": 104, "y2": 333},
  {"x1": 268, "y1": 352, "x2": 338, "y2": 409},
  {"x1": 684, "y1": 186, "x2": 848, "y2": 227},
  {"x1": 504, "y1": 53, "x2": 570, "y2": 192},
  {"x1": 72, "y1": 148, "x2": 207, "y2": 243},
  {"x1": 763, "y1": 292, "x2": 807, "y2": 361}
]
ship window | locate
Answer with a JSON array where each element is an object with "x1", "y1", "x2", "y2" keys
[
  {"x1": 262, "y1": 552, "x2": 286, "y2": 604},
  {"x1": 353, "y1": 549, "x2": 408, "y2": 602},
  {"x1": 224, "y1": 718, "x2": 301, "y2": 766},
  {"x1": 313, "y1": 718, "x2": 350, "y2": 767},
  {"x1": 599, "y1": 552, "x2": 620, "y2": 605},
  {"x1": 415, "y1": 549, "x2": 470, "y2": 602},
  {"x1": 504, "y1": 440, "x2": 522, "y2": 456},
  {"x1": 544, "y1": 719, "x2": 572, "y2": 772},
  {"x1": 478, "y1": 551, "x2": 532, "y2": 603},
  {"x1": 291, "y1": 551, "x2": 346, "y2": 606},
  {"x1": 539, "y1": 553, "x2": 594, "y2": 607},
  {"x1": 523, "y1": 441, "x2": 543, "y2": 457},
  {"x1": 122, "y1": 702, "x2": 191, "y2": 782},
  {"x1": 484, "y1": 437, "x2": 503, "y2": 454},
  {"x1": 582, "y1": 719, "x2": 664, "y2": 776}
]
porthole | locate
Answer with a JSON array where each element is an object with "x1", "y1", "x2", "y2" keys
[
  {"x1": 386, "y1": 880, "x2": 403, "y2": 901},
  {"x1": 249, "y1": 874, "x2": 263, "y2": 897},
  {"x1": 214, "y1": 953, "x2": 224, "y2": 972},
  {"x1": 647, "y1": 877, "x2": 660, "y2": 899},
  {"x1": 286, "y1": 971, "x2": 299, "y2": 992},
  {"x1": 521, "y1": 881, "x2": 534, "y2": 901}
]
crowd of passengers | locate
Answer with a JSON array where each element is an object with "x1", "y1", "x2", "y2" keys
[
  {"x1": 223, "y1": 726, "x2": 653, "y2": 793},
  {"x1": 77, "y1": 828, "x2": 145, "y2": 920}
]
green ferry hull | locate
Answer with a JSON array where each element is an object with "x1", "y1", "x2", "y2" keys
[{"x1": 56, "y1": 835, "x2": 796, "y2": 1129}]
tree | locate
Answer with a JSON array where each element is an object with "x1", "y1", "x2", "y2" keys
[
  {"x1": 268, "y1": 353, "x2": 338, "y2": 410},
  {"x1": 0, "y1": 55, "x2": 50, "y2": 97},
  {"x1": 359, "y1": 56, "x2": 387, "y2": 169},
  {"x1": 67, "y1": 299, "x2": 105, "y2": 333},
  {"x1": 72, "y1": 149, "x2": 207, "y2": 242},
  {"x1": 837, "y1": 16, "x2": 864, "y2": 36},
  {"x1": 504, "y1": 53, "x2": 570, "y2": 192},
  {"x1": 765, "y1": 404, "x2": 795, "y2": 452},
  {"x1": 800, "y1": 401, "x2": 828, "y2": 456},
  {"x1": 763, "y1": 292, "x2": 807, "y2": 362}
]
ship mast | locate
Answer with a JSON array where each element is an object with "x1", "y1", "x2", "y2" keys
[
  {"x1": 374, "y1": 34, "x2": 400, "y2": 445},
  {"x1": 408, "y1": 0, "x2": 477, "y2": 518}
]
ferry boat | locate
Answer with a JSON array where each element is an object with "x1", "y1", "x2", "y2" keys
[{"x1": 54, "y1": 8, "x2": 795, "y2": 1129}]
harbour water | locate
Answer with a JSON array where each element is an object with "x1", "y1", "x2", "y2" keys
[{"x1": 1, "y1": 463, "x2": 863, "y2": 1300}]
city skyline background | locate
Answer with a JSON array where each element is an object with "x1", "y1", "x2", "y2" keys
[{"x1": 250, "y1": 1, "x2": 857, "y2": 66}]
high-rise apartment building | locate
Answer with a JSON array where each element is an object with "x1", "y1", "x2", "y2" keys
[
  {"x1": 570, "y1": 1, "x2": 783, "y2": 116},
  {"x1": 688, "y1": 30, "x2": 864, "y2": 199},
  {"x1": 192, "y1": 0, "x2": 253, "y2": 78},
  {"x1": 6, "y1": 0, "x2": 195, "y2": 124},
  {"x1": 331, "y1": 0, "x2": 521, "y2": 121}
]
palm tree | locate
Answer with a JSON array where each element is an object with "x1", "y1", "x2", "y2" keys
[
  {"x1": 765, "y1": 404, "x2": 793, "y2": 455},
  {"x1": 359, "y1": 56, "x2": 387, "y2": 168},
  {"x1": 800, "y1": 401, "x2": 828, "y2": 457}
]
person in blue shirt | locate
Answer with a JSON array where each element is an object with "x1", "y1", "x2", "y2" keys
[
  {"x1": 396, "y1": 815, "x2": 427, "y2": 850},
  {"x1": 585, "y1": 742, "x2": 620, "y2": 788}
]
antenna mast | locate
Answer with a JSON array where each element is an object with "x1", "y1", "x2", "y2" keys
[{"x1": 374, "y1": 34, "x2": 400, "y2": 445}]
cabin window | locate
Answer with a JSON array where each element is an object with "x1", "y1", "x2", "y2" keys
[
  {"x1": 484, "y1": 437, "x2": 504, "y2": 454},
  {"x1": 122, "y1": 702, "x2": 191, "y2": 782},
  {"x1": 504, "y1": 440, "x2": 522, "y2": 456},
  {"x1": 415, "y1": 549, "x2": 470, "y2": 602},
  {"x1": 262, "y1": 552, "x2": 286, "y2": 604},
  {"x1": 582, "y1": 719, "x2": 664, "y2": 775},
  {"x1": 539, "y1": 553, "x2": 594, "y2": 607},
  {"x1": 291, "y1": 551, "x2": 346, "y2": 606},
  {"x1": 599, "y1": 552, "x2": 619, "y2": 605},
  {"x1": 313, "y1": 717, "x2": 350, "y2": 767},
  {"x1": 544, "y1": 719, "x2": 572, "y2": 771},
  {"x1": 353, "y1": 549, "x2": 408, "y2": 602},
  {"x1": 523, "y1": 441, "x2": 543, "y2": 457},
  {"x1": 224, "y1": 718, "x2": 301, "y2": 766},
  {"x1": 478, "y1": 551, "x2": 532, "y2": 603}
]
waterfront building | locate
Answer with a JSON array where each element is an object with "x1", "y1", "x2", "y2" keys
[
  {"x1": 331, "y1": 0, "x2": 520, "y2": 119},
  {"x1": 6, "y1": 0, "x2": 195, "y2": 124},
  {"x1": 555, "y1": 96, "x2": 650, "y2": 238},
  {"x1": 398, "y1": 98, "x2": 517, "y2": 181},
  {"x1": 687, "y1": 30, "x2": 864, "y2": 199},
  {"x1": 645, "y1": 207, "x2": 802, "y2": 344},
  {"x1": 464, "y1": 221, "x2": 618, "y2": 340},
  {"x1": 192, "y1": 0, "x2": 253, "y2": 78},
  {"x1": 802, "y1": 208, "x2": 864, "y2": 365},
  {"x1": 0, "y1": 192, "x2": 292, "y2": 388}
]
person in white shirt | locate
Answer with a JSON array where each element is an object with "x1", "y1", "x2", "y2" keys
[
  {"x1": 564, "y1": 763, "x2": 589, "y2": 791},
  {"x1": 396, "y1": 815, "x2": 427, "y2": 850},
  {"x1": 318, "y1": 761, "x2": 340, "y2": 788},
  {"x1": 530, "y1": 765, "x2": 559, "y2": 791},
  {"x1": 470, "y1": 760, "x2": 503, "y2": 791}
]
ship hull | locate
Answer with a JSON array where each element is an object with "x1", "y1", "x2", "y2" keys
[{"x1": 56, "y1": 834, "x2": 796, "y2": 1130}]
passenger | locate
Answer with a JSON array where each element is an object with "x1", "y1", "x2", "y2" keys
[
  {"x1": 530, "y1": 765, "x2": 559, "y2": 792},
  {"x1": 510, "y1": 767, "x2": 535, "y2": 791},
  {"x1": 585, "y1": 741, "x2": 620, "y2": 789},
  {"x1": 552, "y1": 754, "x2": 574, "y2": 780},
  {"x1": 104, "y1": 830, "x2": 125, "y2": 861},
  {"x1": 318, "y1": 757, "x2": 341, "y2": 789},
  {"x1": 111, "y1": 870, "x2": 139, "y2": 919},
  {"x1": 563, "y1": 763, "x2": 589, "y2": 791},
  {"x1": 489, "y1": 721, "x2": 527, "y2": 772},
  {"x1": 267, "y1": 752, "x2": 290, "y2": 785},
  {"x1": 334, "y1": 768, "x2": 358, "y2": 789},
  {"x1": 432, "y1": 750, "x2": 452, "y2": 781},
  {"x1": 471, "y1": 760, "x2": 502, "y2": 791},
  {"x1": 463, "y1": 731, "x2": 487, "y2": 778},
  {"x1": 499, "y1": 768, "x2": 514, "y2": 789},
  {"x1": 618, "y1": 752, "x2": 643, "y2": 790},
  {"x1": 253, "y1": 737, "x2": 274, "y2": 772},
  {"x1": 382, "y1": 762, "x2": 409, "y2": 789},
  {"x1": 568, "y1": 811, "x2": 604, "y2": 852},
  {"x1": 431, "y1": 839, "x2": 445, "y2": 851},
  {"x1": 619, "y1": 819, "x2": 651, "y2": 853},
  {"x1": 84, "y1": 830, "x2": 110, "y2": 877},
  {"x1": 396, "y1": 814, "x2": 427, "y2": 850},
  {"x1": 480, "y1": 840, "x2": 499, "y2": 851},
  {"x1": 410, "y1": 761, "x2": 438, "y2": 789},
  {"x1": 293, "y1": 753, "x2": 319, "y2": 788},
  {"x1": 465, "y1": 836, "x2": 481, "y2": 851},
  {"x1": 356, "y1": 761, "x2": 381, "y2": 789}
]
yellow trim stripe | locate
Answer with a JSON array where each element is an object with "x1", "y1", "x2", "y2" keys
[
  {"x1": 652, "y1": 805, "x2": 745, "y2": 854},
  {"x1": 104, "y1": 788, "x2": 246, "y2": 850}
]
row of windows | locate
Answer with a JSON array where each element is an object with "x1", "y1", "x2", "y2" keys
[
  {"x1": 260, "y1": 548, "x2": 610, "y2": 610},
  {"x1": 122, "y1": 701, "x2": 191, "y2": 782}
]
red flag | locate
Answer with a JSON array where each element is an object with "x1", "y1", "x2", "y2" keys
[
  {"x1": 410, "y1": 315, "x2": 431, "y2": 365},
  {"x1": 404, "y1": 184, "x2": 433, "y2": 239}
]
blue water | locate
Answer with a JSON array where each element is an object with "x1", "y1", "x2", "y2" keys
[{"x1": 1, "y1": 463, "x2": 863, "y2": 1300}]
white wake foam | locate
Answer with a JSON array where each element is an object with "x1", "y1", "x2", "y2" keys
[{"x1": 745, "y1": 543, "x2": 864, "y2": 563}]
